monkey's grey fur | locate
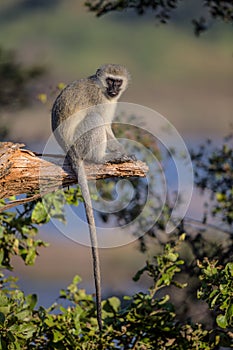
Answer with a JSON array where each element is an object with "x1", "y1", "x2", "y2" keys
[{"x1": 51, "y1": 64, "x2": 131, "y2": 332}]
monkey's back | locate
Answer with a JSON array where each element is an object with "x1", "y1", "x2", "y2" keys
[{"x1": 51, "y1": 77, "x2": 104, "y2": 132}]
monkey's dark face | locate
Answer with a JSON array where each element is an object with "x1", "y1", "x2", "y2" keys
[{"x1": 106, "y1": 77, "x2": 123, "y2": 98}]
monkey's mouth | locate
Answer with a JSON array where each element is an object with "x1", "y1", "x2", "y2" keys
[{"x1": 108, "y1": 89, "x2": 120, "y2": 97}]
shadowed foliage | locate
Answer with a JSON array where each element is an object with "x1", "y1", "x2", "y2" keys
[{"x1": 85, "y1": 0, "x2": 233, "y2": 35}]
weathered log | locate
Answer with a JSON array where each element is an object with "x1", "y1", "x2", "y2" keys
[{"x1": 0, "y1": 142, "x2": 148, "y2": 211}]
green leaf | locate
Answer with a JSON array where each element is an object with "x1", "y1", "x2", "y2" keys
[
  {"x1": 216, "y1": 192, "x2": 226, "y2": 202},
  {"x1": 226, "y1": 262, "x2": 233, "y2": 277},
  {"x1": 166, "y1": 252, "x2": 178, "y2": 262},
  {"x1": 158, "y1": 294, "x2": 170, "y2": 305},
  {"x1": 24, "y1": 248, "x2": 36, "y2": 265},
  {"x1": 210, "y1": 291, "x2": 219, "y2": 308},
  {"x1": 0, "y1": 294, "x2": 9, "y2": 306},
  {"x1": 52, "y1": 329, "x2": 65, "y2": 343},
  {"x1": 0, "y1": 312, "x2": 5, "y2": 325},
  {"x1": 0, "y1": 306, "x2": 10, "y2": 315},
  {"x1": 6, "y1": 331, "x2": 15, "y2": 342},
  {"x1": 216, "y1": 314, "x2": 227, "y2": 328},
  {"x1": 25, "y1": 294, "x2": 37, "y2": 310},
  {"x1": 133, "y1": 267, "x2": 146, "y2": 282},
  {"x1": 16, "y1": 324, "x2": 36, "y2": 339},
  {"x1": 0, "y1": 227, "x2": 4, "y2": 239},
  {"x1": 102, "y1": 296, "x2": 121, "y2": 321},
  {"x1": 72, "y1": 275, "x2": 82, "y2": 285},
  {"x1": 226, "y1": 304, "x2": 233, "y2": 324},
  {"x1": 107, "y1": 297, "x2": 121, "y2": 313},
  {"x1": 44, "y1": 315, "x2": 55, "y2": 327},
  {"x1": 0, "y1": 250, "x2": 4, "y2": 266},
  {"x1": 15, "y1": 310, "x2": 31, "y2": 321},
  {"x1": 31, "y1": 202, "x2": 49, "y2": 224}
]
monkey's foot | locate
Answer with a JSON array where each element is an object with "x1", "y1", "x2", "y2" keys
[{"x1": 106, "y1": 154, "x2": 136, "y2": 164}]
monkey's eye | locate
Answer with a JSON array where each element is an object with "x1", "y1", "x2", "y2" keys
[
  {"x1": 106, "y1": 78, "x2": 114, "y2": 87},
  {"x1": 115, "y1": 79, "x2": 123, "y2": 87},
  {"x1": 106, "y1": 78, "x2": 123, "y2": 88}
]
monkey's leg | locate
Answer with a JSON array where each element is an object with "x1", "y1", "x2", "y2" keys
[
  {"x1": 73, "y1": 113, "x2": 108, "y2": 163},
  {"x1": 105, "y1": 125, "x2": 136, "y2": 163},
  {"x1": 106, "y1": 126, "x2": 125, "y2": 153}
]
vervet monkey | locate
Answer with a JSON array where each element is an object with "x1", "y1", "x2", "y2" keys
[{"x1": 51, "y1": 64, "x2": 132, "y2": 331}]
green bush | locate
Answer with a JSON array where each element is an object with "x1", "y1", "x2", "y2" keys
[
  {"x1": 1, "y1": 136, "x2": 233, "y2": 349},
  {"x1": 0, "y1": 235, "x2": 232, "y2": 349}
]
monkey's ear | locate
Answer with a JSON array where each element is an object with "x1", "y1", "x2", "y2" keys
[{"x1": 96, "y1": 68, "x2": 101, "y2": 77}]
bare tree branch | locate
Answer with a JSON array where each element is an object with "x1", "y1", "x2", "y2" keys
[{"x1": 0, "y1": 142, "x2": 148, "y2": 211}]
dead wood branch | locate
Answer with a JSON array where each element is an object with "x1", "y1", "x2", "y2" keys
[{"x1": 0, "y1": 142, "x2": 148, "y2": 212}]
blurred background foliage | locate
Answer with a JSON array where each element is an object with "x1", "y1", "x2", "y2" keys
[
  {"x1": 86, "y1": 0, "x2": 233, "y2": 36},
  {"x1": 0, "y1": 0, "x2": 232, "y2": 142},
  {"x1": 0, "y1": 47, "x2": 44, "y2": 110},
  {"x1": 0, "y1": 0, "x2": 232, "y2": 348}
]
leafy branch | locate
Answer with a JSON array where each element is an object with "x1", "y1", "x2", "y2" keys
[{"x1": 85, "y1": 0, "x2": 233, "y2": 35}]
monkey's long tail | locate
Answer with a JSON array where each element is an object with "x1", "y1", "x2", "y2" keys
[{"x1": 76, "y1": 159, "x2": 102, "y2": 332}]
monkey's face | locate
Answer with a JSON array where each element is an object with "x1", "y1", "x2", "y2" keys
[
  {"x1": 106, "y1": 77, "x2": 123, "y2": 98},
  {"x1": 96, "y1": 64, "x2": 130, "y2": 99}
]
